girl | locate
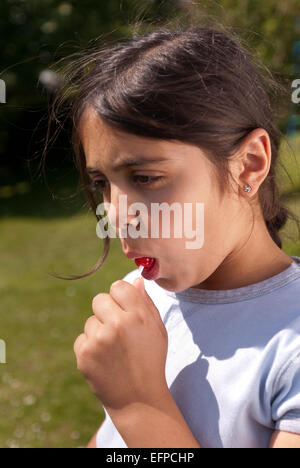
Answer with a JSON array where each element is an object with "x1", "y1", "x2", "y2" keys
[{"x1": 48, "y1": 25, "x2": 300, "y2": 448}]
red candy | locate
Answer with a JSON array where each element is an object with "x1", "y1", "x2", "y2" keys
[{"x1": 135, "y1": 257, "x2": 155, "y2": 270}]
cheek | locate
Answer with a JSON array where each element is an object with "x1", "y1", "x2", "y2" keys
[
  {"x1": 148, "y1": 185, "x2": 233, "y2": 259},
  {"x1": 158, "y1": 237, "x2": 199, "y2": 273},
  {"x1": 159, "y1": 202, "x2": 225, "y2": 263}
]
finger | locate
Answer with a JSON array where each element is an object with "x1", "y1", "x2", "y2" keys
[
  {"x1": 132, "y1": 277, "x2": 158, "y2": 311},
  {"x1": 84, "y1": 315, "x2": 102, "y2": 338},
  {"x1": 130, "y1": 278, "x2": 167, "y2": 335},
  {"x1": 73, "y1": 333, "x2": 87, "y2": 356},
  {"x1": 109, "y1": 279, "x2": 157, "y2": 316},
  {"x1": 92, "y1": 292, "x2": 124, "y2": 324}
]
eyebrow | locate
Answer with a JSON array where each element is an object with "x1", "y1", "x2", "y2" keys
[{"x1": 86, "y1": 156, "x2": 169, "y2": 174}]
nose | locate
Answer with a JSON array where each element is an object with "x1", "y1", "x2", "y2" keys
[{"x1": 107, "y1": 185, "x2": 138, "y2": 238}]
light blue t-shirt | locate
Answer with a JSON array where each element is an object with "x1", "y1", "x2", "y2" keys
[{"x1": 96, "y1": 255, "x2": 300, "y2": 448}]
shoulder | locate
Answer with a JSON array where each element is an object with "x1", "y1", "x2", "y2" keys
[{"x1": 263, "y1": 309, "x2": 300, "y2": 389}]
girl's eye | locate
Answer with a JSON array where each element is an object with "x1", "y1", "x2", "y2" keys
[
  {"x1": 87, "y1": 179, "x2": 109, "y2": 193},
  {"x1": 87, "y1": 175, "x2": 164, "y2": 193},
  {"x1": 131, "y1": 175, "x2": 164, "y2": 186}
]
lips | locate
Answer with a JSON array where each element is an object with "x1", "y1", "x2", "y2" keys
[
  {"x1": 134, "y1": 257, "x2": 159, "y2": 280},
  {"x1": 134, "y1": 257, "x2": 156, "y2": 269},
  {"x1": 124, "y1": 251, "x2": 146, "y2": 260},
  {"x1": 123, "y1": 250, "x2": 159, "y2": 280}
]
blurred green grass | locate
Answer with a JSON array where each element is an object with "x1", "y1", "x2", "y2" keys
[
  {"x1": 276, "y1": 134, "x2": 300, "y2": 196},
  {"x1": 0, "y1": 134, "x2": 299, "y2": 448},
  {"x1": 277, "y1": 134, "x2": 300, "y2": 255},
  {"x1": 0, "y1": 186, "x2": 135, "y2": 448}
]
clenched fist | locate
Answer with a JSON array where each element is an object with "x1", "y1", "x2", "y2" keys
[{"x1": 74, "y1": 277, "x2": 170, "y2": 417}]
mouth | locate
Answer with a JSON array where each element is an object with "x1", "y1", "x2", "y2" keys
[
  {"x1": 123, "y1": 250, "x2": 160, "y2": 280},
  {"x1": 134, "y1": 257, "x2": 160, "y2": 281}
]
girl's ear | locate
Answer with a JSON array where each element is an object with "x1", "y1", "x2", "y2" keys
[{"x1": 233, "y1": 128, "x2": 271, "y2": 198}]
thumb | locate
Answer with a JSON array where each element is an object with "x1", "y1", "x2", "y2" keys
[
  {"x1": 133, "y1": 276, "x2": 147, "y2": 296},
  {"x1": 133, "y1": 276, "x2": 167, "y2": 338},
  {"x1": 132, "y1": 276, "x2": 158, "y2": 312}
]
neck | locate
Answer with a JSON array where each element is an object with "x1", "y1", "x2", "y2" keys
[{"x1": 192, "y1": 219, "x2": 293, "y2": 291}]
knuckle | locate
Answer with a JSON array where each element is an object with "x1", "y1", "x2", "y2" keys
[
  {"x1": 113, "y1": 317, "x2": 124, "y2": 330},
  {"x1": 74, "y1": 334, "x2": 85, "y2": 353},
  {"x1": 138, "y1": 314, "x2": 146, "y2": 326},
  {"x1": 83, "y1": 316, "x2": 94, "y2": 334},
  {"x1": 91, "y1": 295, "x2": 98, "y2": 310},
  {"x1": 78, "y1": 341, "x2": 90, "y2": 359},
  {"x1": 131, "y1": 310, "x2": 146, "y2": 325},
  {"x1": 76, "y1": 358, "x2": 84, "y2": 372},
  {"x1": 110, "y1": 280, "x2": 125, "y2": 293},
  {"x1": 86, "y1": 315, "x2": 94, "y2": 325},
  {"x1": 95, "y1": 330, "x2": 103, "y2": 343},
  {"x1": 92, "y1": 293, "x2": 107, "y2": 309},
  {"x1": 131, "y1": 312, "x2": 145, "y2": 326},
  {"x1": 76, "y1": 346, "x2": 90, "y2": 372},
  {"x1": 73, "y1": 339, "x2": 80, "y2": 355},
  {"x1": 104, "y1": 319, "x2": 125, "y2": 341},
  {"x1": 77, "y1": 360, "x2": 88, "y2": 376}
]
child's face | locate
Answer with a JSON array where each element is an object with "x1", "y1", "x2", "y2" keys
[{"x1": 80, "y1": 106, "x2": 250, "y2": 292}]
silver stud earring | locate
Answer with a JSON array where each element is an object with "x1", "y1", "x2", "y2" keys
[{"x1": 243, "y1": 184, "x2": 252, "y2": 193}]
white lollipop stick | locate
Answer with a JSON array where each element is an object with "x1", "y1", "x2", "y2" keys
[{"x1": 138, "y1": 265, "x2": 144, "y2": 276}]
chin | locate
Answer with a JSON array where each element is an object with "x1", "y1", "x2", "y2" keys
[{"x1": 155, "y1": 277, "x2": 185, "y2": 293}]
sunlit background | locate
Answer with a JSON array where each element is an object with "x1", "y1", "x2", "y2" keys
[{"x1": 0, "y1": 0, "x2": 299, "y2": 448}]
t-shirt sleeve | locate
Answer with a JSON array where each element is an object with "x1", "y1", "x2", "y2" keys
[{"x1": 271, "y1": 351, "x2": 300, "y2": 433}]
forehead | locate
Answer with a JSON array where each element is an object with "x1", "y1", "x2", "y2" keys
[
  {"x1": 78, "y1": 105, "x2": 211, "y2": 172},
  {"x1": 79, "y1": 106, "x2": 119, "y2": 162},
  {"x1": 80, "y1": 109, "x2": 167, "y2": 172}
]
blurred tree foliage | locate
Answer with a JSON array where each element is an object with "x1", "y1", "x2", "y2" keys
[
  {"x1": 201, "y1": 0, "x2": 299, "y2": 75},
  {"x1": 0, "y1": 0, "x2": 298, "y2": 181},
  {"x1": 0, "y1": 0, "x2": 177, "y2": 182}
]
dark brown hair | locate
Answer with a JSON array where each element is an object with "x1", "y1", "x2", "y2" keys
[{"x1": 43, "y1": 19, "x2": 300, "y2": 280}]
